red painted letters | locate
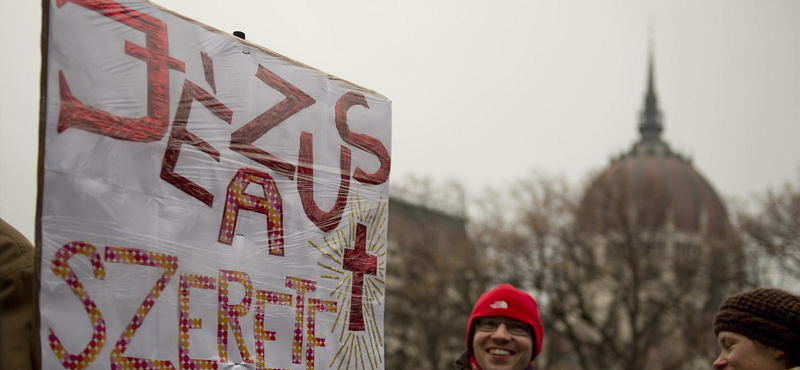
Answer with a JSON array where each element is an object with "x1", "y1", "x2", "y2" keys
[
  {"x1": 56, "y1": 0, "x2": 185, "y2": 142},
  {"x1": 297, "y1": 132, "x2": 352, "y2": 233},
  {"x1": 230, "y1": 64, "x2": 316, "y2": 179},
  {"x1": 335, "y1": 92, "x2": 391, "y2": 185},
  {"x1": 161, "y1": 79, "x2": 233, "y2": 207}
]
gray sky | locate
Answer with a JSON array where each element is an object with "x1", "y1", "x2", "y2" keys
[{"x1": 2, "y1": 0, "x2": 799, "y2": 241}]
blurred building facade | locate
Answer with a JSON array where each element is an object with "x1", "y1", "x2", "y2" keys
[{"x1": 384, "y1": 197, "x2": 483, "y2": 370}]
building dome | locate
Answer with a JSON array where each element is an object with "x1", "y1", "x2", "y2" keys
[{"x1": 578, "y1": 57, "x2": 730, "y2": 238}]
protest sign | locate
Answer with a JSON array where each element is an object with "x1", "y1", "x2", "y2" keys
[{"x1": 38, "y1": 1, "x2": 391, "y2": 369}]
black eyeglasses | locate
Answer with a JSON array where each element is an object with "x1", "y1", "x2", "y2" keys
[{"x1": 475, "y1": 317, "x2": 532, "y2": 337}]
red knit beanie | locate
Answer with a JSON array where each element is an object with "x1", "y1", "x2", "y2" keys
[{"x1": 466, "y1": 284, "x2": 544, "y2": 360}]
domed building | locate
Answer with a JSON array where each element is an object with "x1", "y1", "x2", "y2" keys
[
  {"x1": 579, "y1": 56, "x2": 729, "y2": 241},
  {"x1": 550, "y1": 55, "x2": 744, "y2": 370},
  {"x1": 577, "y1": 55, "x2": 742, "y2": 288}
]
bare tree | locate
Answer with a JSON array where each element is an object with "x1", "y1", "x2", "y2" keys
[
  {"x1": 736, "y1": 170, "x2": 800, "y2": 284},
  {"x1": 389, "y1": 174, "x2": 467, "y2": 218},
  {"x1": 385, "y1": 179, "x2": 486, "y2": 370},
  {"x1": 472, "y1": 171, "x2": 741, "y2": 370}
]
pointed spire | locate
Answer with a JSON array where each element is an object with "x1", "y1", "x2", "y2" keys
[
  {"x1": 628, "y1": 30, "x2": 675, "y2": 157},
  {"x1": 639, "y1": 52, "x2": 663, "y2": 142}
]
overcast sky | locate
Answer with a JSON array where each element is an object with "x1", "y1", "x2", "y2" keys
[{"x1": 1, "y1": 0, "x2": 798, "y2": 241}]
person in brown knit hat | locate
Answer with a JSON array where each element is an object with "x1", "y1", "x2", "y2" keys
[{"x1": 713, "y1": 287, "x2": 800, "y2": 370}]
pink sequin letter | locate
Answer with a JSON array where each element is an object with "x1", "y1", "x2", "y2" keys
[
  {"x1": 285, "y1": 277, "x2": 316, "y2": 365},
  {"x1": 254, "y1": 290, "x2": 292, "y2": 370},
  {"x1": 105, "y1": 246, "x2": 178, "y2": 370},
  {"x1": 217, "y1": 270, "x2": 254, "y2": 364},
  {"x1": 218, "y1": 168, "x2": 285, "y2": 257},
  {"x1": 48, "y1": 241, "x2": 106, "y2": 370},
  {"x1": 179, "y1": 274, "x2": 217, "y2": 370},
  {"x1": 305, "y1": 298, "x2": 337, "y2": 370}
]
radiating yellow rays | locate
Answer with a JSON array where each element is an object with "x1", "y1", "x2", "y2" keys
[
  {"x1": 307, "y1": 190, "x2": 387, "y2": 370},
  {"x1": 328, "y1": 332, "x2": 383, "y2": 370},
  {"x1": 309, "y1": 239, "x2": 341, "y2": 265}
]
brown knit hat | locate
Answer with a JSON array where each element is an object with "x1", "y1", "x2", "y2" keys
[{"x1": 714, "y1": 288, "x2": 800, "y2": 356}]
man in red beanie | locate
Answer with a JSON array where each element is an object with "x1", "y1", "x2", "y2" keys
[{"x1": 454, "y1": 284, "x2": 544, "y2": 370}]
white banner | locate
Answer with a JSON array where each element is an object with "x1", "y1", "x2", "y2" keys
[{"x1": 39, "y1": 1, "x2": 391, "y2": 369}]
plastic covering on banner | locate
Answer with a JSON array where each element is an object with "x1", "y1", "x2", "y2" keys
[{"x1": 38, "y1": 0, "x2": 391, "y2": 369}]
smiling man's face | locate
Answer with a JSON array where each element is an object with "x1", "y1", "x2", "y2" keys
[{"x1": 472, "y1": 317, "x2": 534, "y2": 370}]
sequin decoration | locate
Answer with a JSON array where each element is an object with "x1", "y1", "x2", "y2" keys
[
  {"x1": 105, "y1": 246, "x2": 178, "y2": 370},
  {"x1": 254, "y1": 290, "x2": 292, "y2": 370},
  {"x1": 218, "y1": 168, "x2": 284, "y2": 256},
  {"x1": 284, "y1": 277, "x2": 316, "y2": 365},
  {"x1": 48, "y1": 241, "x2": 106, "y2": 370},
  {"x1": 314, "y1": 191, "x2": 387, "y2": 370},
  {"x1": 305, "y1": 298, "x2": 337, "y2": 370},
  {"x1": 217, "y1": 270, "x2": 254, "y2": 364},
  {"x1": 179, "y1": 273, "x2": 217, "y2": 370}
]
